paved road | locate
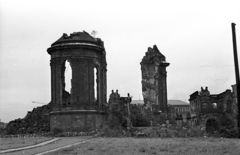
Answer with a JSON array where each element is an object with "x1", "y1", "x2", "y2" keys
[{"x1": 3, "y1": 136, "x2": 92, "y2": 155}]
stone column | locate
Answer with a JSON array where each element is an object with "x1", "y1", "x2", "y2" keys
[
  {"x1": 53, "y1": 58, "x2": 64, "y2": 111},
  {"x1": 158, "y1": 66, "x2": 168, "y2": 112},
  {"x1": 50, "y1": 59, "x2": 56, "y2": 106}
]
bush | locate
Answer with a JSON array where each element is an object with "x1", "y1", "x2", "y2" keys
[
  {"x1": 205, "y1": 115, "x2": 239, "y2": 138},
  {"x1": 5, "y1": 125, "x2": 18, "y2": 135},
  {"x1": 186, "y1": 126, "x2": 204, "y2": 137},
  {"x1": 99, "y1": 123, "x2": 125, "y2": 137},
  {"x1": 27, "y1": 128, "x2": 35, "y2": 134},
  {"x1": 219, "y1": 128, "x2": 238, "y2": 138},
  {"x1": 130, "y1": 126, "x2": 206, "y2": 138},
  {"x1": 52, "y1": 128, "x2": 64, "y2": 136}
]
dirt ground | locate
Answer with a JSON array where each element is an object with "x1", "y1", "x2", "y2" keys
[
  {"x1": 47, "y1": 137, "x2": 240, "y2": 155},
  {"x1": 0, "y1": 137, "x2": 52, "y2": 150}
]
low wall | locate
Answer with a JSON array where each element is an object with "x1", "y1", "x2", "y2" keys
[{"x1": 49, "y1": 110, "x2": 106, "y2": 132}]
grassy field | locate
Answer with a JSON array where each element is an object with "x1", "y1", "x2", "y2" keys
[
  {"x1": 47, "y1": 137, "x2": 240, "y2": 155},
  {"x1": 0, "y1": 137, "x2": 52, "y2": 150}
]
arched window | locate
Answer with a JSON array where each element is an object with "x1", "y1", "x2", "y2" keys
[
  {"x1": 212, "y1": 103, "x2": 217, "y2": 109},
  {"x1": 65, "y1": 60, "x2": 72, "y2": 94},
  {"x1": 61, "y1": 59, "x2": 72, "y2": 106},
  {"x1": 94, "y1": 67, "x2": 98, "y2": 102},
  {"x1": 211, "y1": 103, "x2": 217, "y2": 113}
]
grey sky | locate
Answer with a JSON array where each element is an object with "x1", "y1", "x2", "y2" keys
[{"x1": 0, "y1": 0, "x2": 240, "y2": 122}]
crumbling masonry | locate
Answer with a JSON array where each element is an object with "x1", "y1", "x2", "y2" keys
[
  {"x1": 140, "y1": 45, "x2": 170, "y2": 113},
  {"x1": 47, "y1": 31, "x2": 107, "y2": 131}
]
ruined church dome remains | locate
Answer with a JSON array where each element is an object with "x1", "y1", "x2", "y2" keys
[
  {"x1": 47, "y1": 31, "x2": 107, "y2": 131},
  {"x1": 141, "y1": 45, "x2": 170, "y2": 112}
]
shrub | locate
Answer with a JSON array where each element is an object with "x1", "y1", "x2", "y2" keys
[
  {"x1": 99, "y1": 123, "x2": 125, "y2": 137},
  {"x1": 52, "y1": 128, "x2": 64, "y2": 136},
  {"x1": 27, "y1": 128, "x2": 35, "y2": 134}
]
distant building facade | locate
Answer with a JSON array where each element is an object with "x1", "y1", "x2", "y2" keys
[
  {"x1": 131, "y1": 99, "x2": 190, "y2": 124},
  {"x1": 167, "y1": 100, "x2": 190, "y2": 123}
]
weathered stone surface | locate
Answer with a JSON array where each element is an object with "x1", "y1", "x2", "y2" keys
[
  {"x1": 189, "y1": 87, "x2": 238, "y2": 134},
  {"x1": 140, "y1": 45, "x2": 170, "y2": 112},
  {"x1": 189, "y1": 87, "x2": 236, "y2": 118},
  {"x1": 47, "y1": 31, "x2": 107, "y2": 132}
]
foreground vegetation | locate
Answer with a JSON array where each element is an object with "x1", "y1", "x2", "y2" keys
[{"x1": 47, "y1": 137, "x2": 240, "y2": 155}]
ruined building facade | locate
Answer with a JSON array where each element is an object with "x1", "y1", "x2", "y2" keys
[
  {"x1": 189, "y1": 87, "x2": 237, "y2": 130},
  {"x1": 140, "y1": 45, "x2": 170, "y2": 112},
  {"x1": 47, "y1": 31, "x2": 107, "y2": 131}
]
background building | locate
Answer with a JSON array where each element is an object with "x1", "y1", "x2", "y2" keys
[
  {"x1": 131, "y1": 99, "x2": 190, "y2": 124},
  {"x1": 167, "y1": 100, "x2": 190, "y2": 123}
]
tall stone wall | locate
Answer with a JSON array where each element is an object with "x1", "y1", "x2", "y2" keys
[{"x1": 140, "y1": 45, "x2": 170, "y2": 112}]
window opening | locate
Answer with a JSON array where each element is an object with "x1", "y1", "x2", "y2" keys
[
  {"x1": 61, "y1": 59, "x2": 72, "y2": 106},
  {"x1": 65, "y1": 60, "x2": 72, "y2": 94},
  {"x1": 94, "y1": 67, "x2": 98, "y2": 102},
  {"x1": 212, "y1": 103, "x2": 217, "y2": 109}
]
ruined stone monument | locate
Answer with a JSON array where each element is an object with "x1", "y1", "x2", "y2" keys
[
  {"x1": 189, "y1": 87, "x2": 237, "y2": 129},
  {"x1": 140, "y1": 45, "x2": 170, "y2": 113},
  {"x1": 47, "y1": 31, "x2": 107, "y2": 131}
]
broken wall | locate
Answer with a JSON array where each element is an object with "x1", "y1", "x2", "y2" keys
[
  {"x1": 47, "y1": 31, "x2": 107, "y2": 131},
  {"x1": 140, "y1": 45, "x2": 170, "y2": 112}
]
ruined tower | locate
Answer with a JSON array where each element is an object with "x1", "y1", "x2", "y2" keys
[
  {"x1": 140, "y1": 45, "x2": 170, "y2": 112},
  {"x1": 47, "y1": 31, "x2": 107, "y2": 131}
]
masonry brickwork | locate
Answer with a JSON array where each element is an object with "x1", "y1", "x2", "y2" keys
[
  {"x1": 189, "y1": 87, "x2": 237, "y2": 131},
  {"x1": 140, "y1": 45, "x2": 170, "y2": 113},
  {"x1": 47, "y1": 31, "x2": 107, "y2": 131}
]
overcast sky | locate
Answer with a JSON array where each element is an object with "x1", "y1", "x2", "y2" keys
[{"x1": 0, "y1": 0, "x2": 240, "y2": 123}]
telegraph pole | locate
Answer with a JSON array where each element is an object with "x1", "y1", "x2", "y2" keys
[{"x1": 231, "y1": 23, "x2": 240, "y2": 137}]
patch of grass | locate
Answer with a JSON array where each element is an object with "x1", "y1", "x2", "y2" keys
[
  {"x1": 0, "y1": 137, "x2": 52, "y2": 150},
  {"x1": 47, "y1": 137, "x2": 240, "y2": 155}
]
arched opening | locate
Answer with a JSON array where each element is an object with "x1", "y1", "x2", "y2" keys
[
  {"x1": 206, "y1": 118, "x2": 218, "y2": 133},
  {"x1": 61, "y1": 59, "x2": 72, "y2": 106},
  {"x1": 212, "y1": 103, "x2": 217, "y2": 109},
  {"x1": 94, "y1": 67, "x2": 98, "y2": 102},
  {"x1": 65, "y1": 60, "x2": 72, "y2": 94},
  {"x1": 211, "y1": 103, "x2": 217, "y2": 113}
]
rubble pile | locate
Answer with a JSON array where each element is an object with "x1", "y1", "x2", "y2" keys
[{"x1": 5, "y1": 103, "x2": 51, "y2": 135}]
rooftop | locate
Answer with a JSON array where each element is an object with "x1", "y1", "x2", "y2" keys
[
  {"x1": 168, "y1": 100, "x2": 189, "y2": 105},
  {"x1": 47, "y1": 31, "x2": 104, "y2": 53},
  {"x1": 131, "y1": 100, "x2": 189, "y2": 105}
]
